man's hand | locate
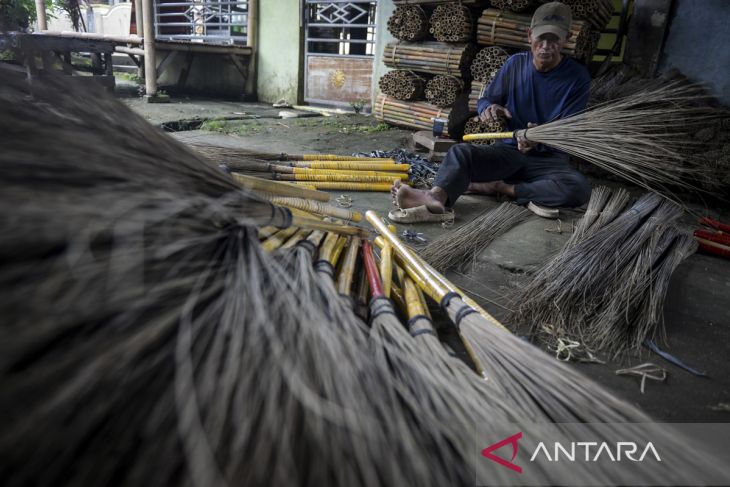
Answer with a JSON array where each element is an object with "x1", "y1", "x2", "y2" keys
[
  {"x1": 479, "y1": 104, "x2": 512, "y2": 123},
  {"x1": 516, "y1": 122, "x2": 538, "y2": 153}
]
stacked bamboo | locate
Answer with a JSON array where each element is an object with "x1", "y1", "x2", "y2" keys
[
  {"x1": 463, "y1": 116, "x2": 506, "y2": 145},
  {"x1": 477, "y1": 9, "x2": 593, "y2": 61},
  {"x1": 561, "y1": 0, "x2": 614, "y2": 30},
  {"x1": 490, "y1": 0, "x2": 540, "y2": 13},
  {"x1": 374, "y1": 93, "x2": 451, "y2": 137},
  {"x1": 387, "y1": 5, "x2": 429, "y2": 42},
  {"x1": 378, "y1": 70, "x2": 427, "y2": 101},
  {"x1": 470, "y1": 45, "x2": 509, "y2": 84},
  {"x1": 383, "y1": 42, "x2": 475, "y2": 79},
  {"x1": 393, "y1": 0, "x2": 483, "y2": 4},
  {"x1": 468, "y1": 82, "x2": 486, "y2": 112},
  {"x1": 425, "y1": 75, "x2": 464, "y2": 108},
  {"x1": 429, "y1": 3, "x2": 474, "y2": 43}
]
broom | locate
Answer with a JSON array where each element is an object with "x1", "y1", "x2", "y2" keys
[{"x1": 462, "y1": 82, "x2": 717, "y2": 195}]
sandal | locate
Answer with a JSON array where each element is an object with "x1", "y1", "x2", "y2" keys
[
  {"x1": 388, "y1": 205, "x2": 455, "y2": 224},
  {"x1": 527, "y1": 201, "x2": 559, "y2": 219}
]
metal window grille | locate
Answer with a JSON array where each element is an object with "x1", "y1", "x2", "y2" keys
[
  {"x1": 154, "y1": 0, "x2": 248, "y2": 44},
  {"x1": 304, "y1": 0, "x2": 377, "y2": 58}
]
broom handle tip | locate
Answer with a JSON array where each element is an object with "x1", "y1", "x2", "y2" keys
[{"x1": 462, "y1": 131, "x2": 516, "y2": 141}]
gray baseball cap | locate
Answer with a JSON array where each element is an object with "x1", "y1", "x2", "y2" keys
[{"x1": 530, "y1": 2, "x2": 572, "y2": 40}]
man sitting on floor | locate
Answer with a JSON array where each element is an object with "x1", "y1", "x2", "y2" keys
[{"x1": 392, "y1": 1, "x2": 592, "y2": 221}]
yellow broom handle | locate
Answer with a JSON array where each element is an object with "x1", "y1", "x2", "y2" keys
[
  {"x1": 291, "y1": 162, "x2": 408, "y2": 171},
  {"x1": 366, "y1": 212, "x2": 450, "y2": 298},
  {"x1": 261, "y1": 227, "x2": 299, "y2": 252},
  {"x1": 462, "y1": 131, "x2": 515, "y2": 141},
  {"x1": 371, "y1": 236, "x2": 506, "y2": 331},
  {"x1": 289, "y1": 182, "x2": 395, "y2": 192},
  {"x1": 302, "y1": 155, "x2": 394, "y2": 162},
  {"x1": 231, "y1": 173, "x2": 330, "y2": 201}
]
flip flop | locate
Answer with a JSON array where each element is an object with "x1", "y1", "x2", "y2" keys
[{"x1": 388, "y1": 205, "x2": 455, "y2": 224}]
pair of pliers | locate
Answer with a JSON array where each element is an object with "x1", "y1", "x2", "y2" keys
[{"x1": 694, "y1": 217, "x2": 730, "y2": 259}]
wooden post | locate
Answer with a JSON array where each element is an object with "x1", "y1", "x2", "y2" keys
[
  {"x1": 245, "y1": 0, "x2": 257, "y2": 98},
  {"x1": 141, "y1": 0, "x2": 157, "y2": 97},
  {"x1": 134, "y1": 0, "x2": 144, "y2": 34},
  {"x1": 35, "y1": 0, "x2": 48, "y2": 31}
]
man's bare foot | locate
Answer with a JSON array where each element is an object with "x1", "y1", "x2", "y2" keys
[
  {"x1": 465, "y1": 181, "x2": 501, "y2": 195},
  {"x1": 465, "y1": 180, "x2": 516, "y2": 199},
  {"x1": 395, "y1": 185, "x2": 447, "y2": 214}
]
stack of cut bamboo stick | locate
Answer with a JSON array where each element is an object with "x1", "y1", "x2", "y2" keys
[
  {"x1": 374, "y1": 93, "x2": 451, "y2": 137},
  {"x1": 425, "y1": 75, "x2": 464, "y2": 108},
  {"x1": 463, "y1": 116, "x2": 507, "y2": 145},
  {"x1": 393, "y1": 0, "x2": 483, "y2": 4},
  {"x1": 470, "y1": 45, "x2": 510, "y2": 84},
  {"x1": 429, "y1": 3, "x2": 474, "y2": 43},
  {"x1": 383, "y1": 41, "x2": 475, "y2": 78},
  {"x1": 476, "y1": 8, "x2": 593, "y2": 61},
  {"x1": 378, "y1": 70, "x2": 428, "y2": 101},
  {"x1": 490, "y1": 0, "x2": 540, "y2": 13},
  {"x1": 468, "y1": 82, "x2": 488, "y2": 113},
  {"x1": 562, "y1": 0, "x2": 614, "y2": 30},
  {"x1": 387, "y1": 5, "x2": 430, "y2": 42}
]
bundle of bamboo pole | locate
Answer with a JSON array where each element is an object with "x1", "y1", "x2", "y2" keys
[
  {"x1": 470, "y1": 45, "x2": 509, "y2": 84},
  {"x1": 425, "y1": 75, "x2": 464, "y2": 108},
  {"x1": 374, "y1": 94, "x2": 451, "y2": 137},
  {"x1": 463, "y1": 116, "x2": 506, "y2": 145},
  {"x1": 490, "y1": 0, "x2": 540, "y2": 13},
  {"x1": 476, "y1": 9, "x2": 594, "y2": 61},
  {"x1": 468, "y1": 82, "x2": 486, "y2": 112},
  {"x1": 383, "y1": 42, "x2": 476, "y2": 79},
  {"x1": 562, "y1": 0, "x2": 614, "y2": 30},
  {"x1": 387, "y1": 5, "x2": 430, "y2": 42},
  {"x1": 378, "y1": 70, "x2": 427, "y2": 101},
  {"x1": 429, "y1": 3, "x2": 474, "y2": 43},
  {"x1": 393, "y1": 0, "x2": 483, "y2": 4}
]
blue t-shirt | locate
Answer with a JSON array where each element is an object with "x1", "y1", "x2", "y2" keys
[{"x1": 476, "y1": 52, "x2": 590, "y2": 150}]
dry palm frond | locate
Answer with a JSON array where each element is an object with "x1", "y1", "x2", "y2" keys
[{"x1": 419, "y1": 202, "x2": 530, "y2": 272}]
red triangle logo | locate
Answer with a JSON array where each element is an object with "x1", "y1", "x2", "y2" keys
[{"x1": 481, "y1": 432, "x2": 523, "y2": 474}]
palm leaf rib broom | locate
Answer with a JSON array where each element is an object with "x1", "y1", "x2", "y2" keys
[{"x1": 463, "y1": 82, "x2": 717, "y2": 195}]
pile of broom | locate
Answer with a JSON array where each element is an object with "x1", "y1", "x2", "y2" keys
[
  {"x1": 3, "y1": 66, "x2": 730, "y2": 487},
  {"x1": 188, "y1": 143, "x2": 409, "y2": 193},
  {"x1": 513, "y1": 188, "x2": 699, "y2": 357}
]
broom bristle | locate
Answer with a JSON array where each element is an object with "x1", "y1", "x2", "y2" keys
[
  {"x1": 419, "y1": 202, "x2": 531, "y2": 272},
  {"x1": 525, "y1": 81, "x2": 720, "y2": 197}
]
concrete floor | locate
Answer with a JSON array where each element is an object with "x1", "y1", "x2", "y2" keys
[{"x1": 122, "y1": 86, "x2": 730, "y2": 422}]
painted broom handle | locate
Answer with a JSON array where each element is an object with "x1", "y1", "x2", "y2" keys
[
  {"x1": 366, "y1": 211, "x2": 451, "y2": 299},
  {"x1": 462, "y1": 131, "x2": 519, "y2": 141}
]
